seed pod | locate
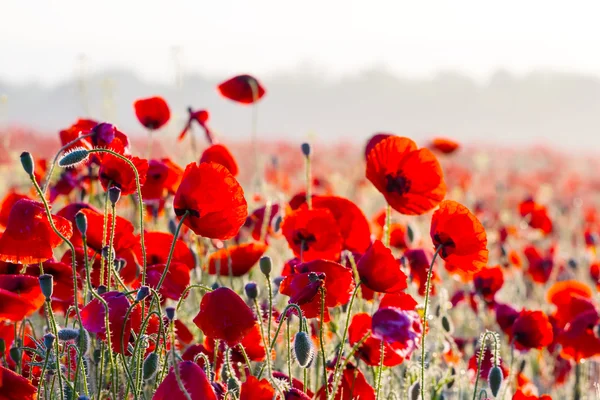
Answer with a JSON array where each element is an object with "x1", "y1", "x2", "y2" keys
[
  {"x1": 244, "y1": 282, "x2": 259, "y2": 300},
  {"x1": 488, "y1": 365, "x2": 504, "y2": 397},
  {"x1": 108, "y1": 186, "x2": 121, "y2": 206},
  {"x1": 97, "y1": 285, "x2": 107, "y2": 295},
  {"x1": 294, "y1": 331, "x2": 314, "y2": 368},
  {"x1": 9, "y1": 346, "x2": 21, "y2": 364},
  {"x1": 441, "y1": 315, "x2": 453, "y2": 333},
  {"x1": 58, "y1": 328, "x2": 80, "y2": 341},
  {"x1": 38, "y1": 274, "x2": 54, "y2": 300},
  {"x1": 301, "y1": 143, "x2": 311, "y2": 157},
  {"x1": 409, "y1": 381, "x2": 420, "y2": 400},
  {"x1": 136, "y1": 286, "x2": 150, "y2": 302},
  {"x1": 259, "y1": 256, "x2": 272, "y2": 276},
  {"x1": 20, "y1": 152, "x2": 34, "y2": 176},
  {"x1": 143, "y1": 352, "x2": 159, "y2": 380},
  {"x1": 43, "y1": 333, "x2": 55, "y2": 350},
  {"x1": 75, "y1": 211, "x2": 88, "y2": 237},
  {"x1": 58, "y1": 148, "x2": 90, "y2": 168},
  {"x1": 165, "y1": 307, "x2": 176, "y2": 321}
]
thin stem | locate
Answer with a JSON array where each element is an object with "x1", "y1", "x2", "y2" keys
[
  {"x1": 305, "y1": 152, "x2": 312, "y2": 209},
  {"x1": 472, "y1": 332, "x2": 495, "y2": 400},
  {"x1": 100, "y1": 186, "x2": 110, "y2": 287},
  {"x1": 45, "y1": 300, "x2": 65, "y2": 400},
  {"x1": 376, "y1": 340, "x2": 385, "y2": 400},
  {"x1": 420, "y1": 244, "x2": 443, "y2": 400},
  {"x1": 574, "y1": 361, "x2": 581, "y2": 400},
  {"x1": 319, "y1": 288, "x2": 329, "y2": 398},
  {"x1": 286, "y1": 318, "x2": 292, "y2": 384},
  {"x1": 171, "y1": 321, "x2": 192, "y2": 400},
  {"x1": 155, "y1": 212, "x2": 189, "y2": 291},
  {"x1": 107, "y1": 202, "x2": 117, "y2": 290},
  {"x1": 384, "y1": 204, "x2": 392, "y2": 248}
]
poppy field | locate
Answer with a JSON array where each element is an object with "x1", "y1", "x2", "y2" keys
[{"x1": 0, "y1": 73, "x2": 599, "y2": 400}]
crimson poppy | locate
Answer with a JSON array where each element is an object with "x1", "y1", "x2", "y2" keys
[
  {"x1": 59, "y1": 118, "x2": 97, "y2": 151},
  {"x1": 519, "y1": 198, "x2": 553, "y2": 235},
  {"x1": 206, "y1": 242, "x2": 268, "y2": 276},
  {"x1": 430, "y1": 200, "x2": 488, "y2": 280},
  {"x1": 403, "y1": 248, "x2": 440, "y2": 296},
  {"x1": 90, "y1": 123, "x2": 131, "y2": 151},
  {"x1": 141, "y1": 158, "x2": 183, "y2": 201},
  {"x1": 282, "y1": 207, "x2": 343, "y2": 262},
  {"x1": 245, "y1": 203, "x2": 282, "y2": 243},
  {"x1": 524, "y1": 245, "x2": 554, "y2": 284},
  {"x1": 193, "y1": 287, "x2": 255, "y2": 347},
  {"x1": 0, "y1": 365, "x2": 37, "y2": 400},
  {"x1": 429, "y1": 137, "x2": 460, "y2": 154},
  {"x1": 473, "y1": 265, "x2": 504, "y2": 302},
  {"x1": 0, "y1": 199, "x2": 73, "y2": 264},
  {"x1": 357, "y1": 240, "x2": 407, "y2": 293},
  {"x1": 511, "y1": 310, "x2": 553, "y2": 350},
  {"x1": 371, "y1": 307, "x2": 421, "y2": 355},
  {"x1": 179, "y1": 108, "x2": 212, "y2": 142},
  {"x1": 317, "y1": 363, "x2": 375, "y2": 400},
  {"x1": 56, "y1": 202, "x2": 97, "y2": 247},
  {"x1": 0, "y1": 275, "x2": 45, "y2": 321},
  {"x1": 134, "y1": 96, "x2": 170, "y2": 130},
  {"x1": 81, "y1": 290, "x2": 140, "y2": 354},
  {"x1": 366, "y1": 136, "x2": 446, "y2": 215},
  {"x1": 348, "y1": 313, "x2": 405, "y2": 366},
  {"x1": 173, "y1": 162, "x2": 248, "y2": 240},
  {"x1": 200, "y1": 144, "x2": 239, "y2": 176},
  {"x1": 494, "y1": 302, "x2": 520, "y2": 336},
  {"x1": 98, "y1": 153, "x2": 148, "y2": 196},
  {"x1": 279, "y1": 260, "x2": 354, "y2": 320},
  {"x1": 154, "y1": 361, "x2": 217, "y2": 400},
  {"x1": 217, "y1": 75, "x2": 266, "y2": 104},
  {"x1": 547, "y1": 280, "x2": 594, "y2": 328},
  {"x1": 25, "y1": 260, "x2": 80, "y2": 309},
  {"x1": 557, "y1": 309, "x2": 600, "y2": 361},
  {"x1": 136, "y1": 231, "x2": 195, "y2": 271},
  {"x1": 240, "y1": 376, "x2": 275, "y2": 400},
  {"x1": 364, "y1": 133, "x2": 392, "y2": 159},
  {"x1": 144, "y1": 262, "x2": 190, "y2": 300},
  {"x1": 0, "y1": 190, "x2": 30, "y2": 227},
  {"x1": 512, "y1": 390, "x2": 552, "y2": 400},
  {"x1": 590, "y1": 262, "x2": 600, "y2": 290}
]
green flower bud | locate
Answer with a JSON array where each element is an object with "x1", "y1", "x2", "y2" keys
[
  {"x1": 488, "y1": 365, "x2": 504, "y2": 397},
  {"x1": 20, "y1": 152, "x2": 34, "y2": 176},
  {"x1": 293, "y1": 331, "x2": 314, "y2": 368}
]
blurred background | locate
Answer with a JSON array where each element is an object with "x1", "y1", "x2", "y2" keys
[{"x1": 2, "y1": 0, "x2": 600, "y2": 151}]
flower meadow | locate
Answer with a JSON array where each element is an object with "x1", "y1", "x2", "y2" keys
[{"x1": 0, "y1": 74, "x2": 599, "y2": 400}]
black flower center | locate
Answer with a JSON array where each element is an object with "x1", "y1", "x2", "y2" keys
[
  {"x1": 385, "y1": 173, "x2": 411, "y2": 195},
  {"x1": 293, "y1": 230, "x2": 317, "y2": 251}
]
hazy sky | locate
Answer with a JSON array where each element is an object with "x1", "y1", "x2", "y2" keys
[{"x1": 2, "y1": 0, "x2": 600, "y2": 84}]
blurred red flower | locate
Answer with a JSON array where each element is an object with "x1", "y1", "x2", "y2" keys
[
  {"x1": 0, "y1": 365, "x2": 37, "y2": 400},
  {"x1": 207, "y1": 242, "x2": 268, "y2": 276},
  {"x1": 429, "y1": 137, "x2": 460, "y2": 154},
  {"x1": 240, "y1": 376, "x2": 275, "y2": 400},
  {"x1": 179, "y1": 108, "x2": 211, "y2": 142},
  {"x1": 511, "y1": 310, "x2": 553, "y2": 350},
  {"x1": 473, "y1": 265, "x2": 504, "y2": 302},
  {"x1": 134, "y1": 96, "x2": 171, "y2": 130},
  {"x1": 357, "y1": 240, "x2": 407, "y2": 293},
  {"x1": 98, "y1": 153, "x2": 148, "y2": 195},
  {"x1": 200, "y1": 144, "x2": 239, "y2": 176},
  {"x1": 141, "y1": 158, "x2": 183, "y2": 201},
  {"x1": 217, "y1": 75, "x2": 266, "y2": 104}
]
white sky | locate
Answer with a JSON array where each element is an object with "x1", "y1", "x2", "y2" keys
[{"x1": 2, "y1": 0, "x2": 600, "y2": 84}]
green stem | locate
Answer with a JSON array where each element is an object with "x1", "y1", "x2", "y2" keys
[
  {"x1": 384, "y1": 204, "x2": 391, "y2": 248},
  {"x1": 155, "y1": 212, "x2": 189, "y2": 292},
  {"x1": 45, "y1": 300, "x2": 65, "y2": 400},
  {"x1": 319, "y1": 288, "x2": 329, "y2": 398},
  {"x1": 375, "y1": 340, "x2": 385, "y2": 400},
  {"x1": 107, "y1": 202, "x2": 117, "y2": 290}
]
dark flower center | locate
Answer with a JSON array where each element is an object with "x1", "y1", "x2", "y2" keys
[
  {"x1": 293, "y1": 230, "x2": 317, "y2": 251},
  {"x1": 385, "y1": 173, "x2": 411, "y2": 195},
  {"x1": 175, "y1": 208, "x2": 200, "y2": 218},
  {"x1": 433, "y1": 233, "x2": 456, "y2": 257}
]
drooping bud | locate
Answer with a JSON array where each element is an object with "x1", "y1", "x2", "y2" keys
[
  {"x1": 301, "y1": 143, "x2": 311, "y2": 157},
  {"x1": 136, "y1": 286, "x2": 150, "y2": 302},
  {"x1": 43, "y1": 333, "x2": 55, "y2": 349},
  {"x1": 143, "y1": 352, "x2": 159, "y2": 380},
  {"x1": 108, "y1": 186, "x2": 121, "y2": 206},
  {"x1": 39, "y1": 274, "x2": 54, "y2": 300},
  {"x1": 293, "y1": 331, "x2": 314, "y2": 368},
  {"x1": 58, "y1": 148, "x2": 90, "y2": 168},
  {"x1": 57, "y1": 328, "x2": 80, "y2": 341},
  {"x1": 9, "y1": 346, "x2": 21, "y2": 364},
  {"x1": 259, "y1": 256, "x2": 272, "y2": 276},
  {"x1": 409, "y1": 381, "x2": 420, "y2": 400},
  {"x1": 244, "y1": 282, "x2": 259, "y2": 300},
  {"x1": 488, "y1": 365, "x2": 504, "y2": 397},
  {"x1": 211, "y1": 282, "x2": 220, "y2": 290},
  {"x1": 165, "y1": 307, "x2": 176, "y2": 321},
  {"x1": 75, "y1": 211, "x2": 88, "y2": 237},
  {"x1": 20, "y1": 152, "x2": 34, "y2": 176},
  {"x1": 0, "y1": 338, "x2": 5, "y2": 354},
  {"x1": 77, "y1": 328, "x2": 90, "y2": 356}
]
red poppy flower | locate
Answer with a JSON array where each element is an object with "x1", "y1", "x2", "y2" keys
[
  {"x1": 511, "y1": 310, "x2": 553, "y2": 350},
  {"x1": 245, "y1": 203, "x2": 282, "y2": 243},
  {"x1": 590, "y1": 262, "x2": 600, "y2": 290},
  {"x1": 0, "y1": 365, "x2": 37, "y2": 400},
  {"x1": 512, "y1": 390, "x2": 552, "y2": 400},
  {"x1": 364, "y1": 133, "x2": 392, "y2": 159},
  {"x1": 193, "y1": 287, "x2": 255, "y2": 347},
  {"x1": 429, "y1": 137, "x2": 460, "y2": 154},
  {"x1": 557, "y1": 309, "x2": 600, "y2": 361},
  {"x1": 519, "y1": 198, "x2": 553, "y2": 235},
  {"x1": 0, "y1": 190, "x2": 30, "y2": 227},
  {"x1": 467, "y1": 347, "x2": 509, "y2": 382},
  {"x1": 0, "y1": 199, "x2": 73, "y2": 264},
  {"x1": 430, "y1": 200, "x2": 488, "y2": 280},
  {"x1": 282, "y1": 207, "x2": 343, "y2": 262},
  {"x1": 357, "y1": 240, "x2": 407, "y2": 293},
  {"x1": 217, "y1": 75, "x2": 266, "y2": 104},
  {"x1": 59, "y1": 118, "x2": 97, "y2": 151},
  {"x1": 279, "y1": 260, "x2": 354, "y2": 320},
  {"x1": 98, "y1": 153, "x2": 148, "y2": 196},
  {"x1": 200, "y1": 144, "x2": 239, "y2": 176},
  {"x1": 473, "y1": 265, "x2": 504, "y2": 302},
  {"x1": 348, "y1": 313, "x2": 405, "y2": 366},
  {"x1": 136, "y1": 231, "x2": 195, "y2": 271},
  {"x1": 317, "y1": 363, "x2": 375, "y2": 400},
  {"x1": 494, "y1": 302, "x2": 520, "y2": 336},
  {"x1": 179, "y1": 108, "x2": 212, "y2": 142},
  {"x1": 366, "y1": 136, "x2": 446, "y2": 215},
  {"x1": 90, "y1": 123, "x2": 131, "y2": 151},
  {"x1": 134, "y1": 96, "x2": 170, "y2": 130},
  {"x1": 207, "y1": 242, "x2": 268, "y2": 276},
  {"x1": 173, "y1": 162, "x2": 248, "y2": 240},
  {"x1": 371, "y1": 307, "x2": 421, "y2": 355},
  {"x1": 547, "y1": 280, "x2": 594, "y2": 328},
  {"x1": 141, "y1": 158, "x2": 183, "y2": 201},
  {"x1": 81, "y1": 291, "x2": 140, "y2": 354},
  {"x1": 240, "y1": 376, "x2": 275, "y2": 400},
  {"x1": 25, "y1": 260, "x2": 80, "y2": 308},
  {"x1": 311, "y1": 195, "x2": 371, "y2": 254},
  {"x1": 403, "y1": 248, "x2": 439, "y2": 296},
  {"x1": 56, "y1": 202, "x2": 97, "y2": 247},
  {"x1": 0, "y1": 275, "x2": 45, "y2": 321},
  {"x1": 144, "y1": 262, "x2": 190, "y2": 300},
  {"x1": 524, "y1": 245, "x2": 554, "y2": 284},
  {"x1": 154, "y1": 361, "x2": 217, "y2": 400}
]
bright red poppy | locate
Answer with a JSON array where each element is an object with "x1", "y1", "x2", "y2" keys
[
  {"x1": 217, "y1": 75, "x2": 266, "y2": 104},
  {"x1": 467, "y1": 347, "x2": 509, "y2": 382},
  {"x1": 193, "y1": 287, "x2": 255, "y2": 347},
  {"x1": 134, "y1": 96, "x2": 170, "y2": 130},
  {"x1": 403, "y1": 248, "x2": 440, "y2": 296},
  {"x1": 154, "y1": 361, "x2": 217, "y2": 400},
  {"x1": 98, "y1": 153, "x2": 148, "y2": 196},
  {"x1": 207, "y1": 242, "x2": 268, "y2": 276},
  {"x1": 511, "y1": 310, "x2": 553, "y2": 350},
  {"x1": 0, "y1": 199, "x2": 73, "y2": 264},
  {"x1": 279, "y1": 260, "x2": 354, "y2": 320},
  {"x1": 144, "y1": 262, "x2": 190, "y2": 300},
  {"x1": 179, "y1": 108, "x2": 212, "y2": 142},
  {"x1": 348, "y1": 313, "x2": 405, "y2": 366},
  {"x1": 240, "y1": 376, "x2": 275, "y2": 400},
  {"x1": 366, "y1": 136, "x2": 446, "y2": 215},
  {"x1": 512, "y1": 390, "x2": 552, "y2": 400},
  {"x1": 59, "y1": 118, "x2": 97, "y2": 151},
  {"x1": 547, "y1": 280, "x2": 594, "y2": 328},
  {"x1": 430, "y1": 200, "x2": 488, "y2": 280},
  {"x1": 0, "y1": 275, "x2": 45, "y2": 321},
  {"x1": 200, "y1": 144, "x2": 239, "y2": 176},
  {"x1": 282, "y1": 207, "x2": 343, "y2": 262},
  {"x1": 136, "y1": 231, "x2": 195, "y2": 271},
  {"x1": 519, "y1": 198, "x2": 553, "y2": 235},
  {"x1": 0, "y1": 365, "x2": 37, "y2": 400},
  {"x1": 557, "y1": 309, "x2": 600, "y2": 361},
  {"x1": 364, "y1": 133, "x2": 393, "y2": 159},
  {"x1": 357, "y1": 240, "x2": 407, "y2": 293},
  {"x1": 317, "y1": 363, "x2": 375, "y2": 400},
  {"x1": 56, "y1": 202, "x2": 97, "y2": 246},
  {"x1": 473, "y1": 265, "x2": 504, "y2": 302},
  {"x1": 0, "y1": 190, "x2": 30, "y2": 227},
  {"x1": 141, "y1": 158, "x2": 183, "y2": 201},
  {"x1": 173, "y1": 162, "x2": 248, "y2": 240},
  {"x1": 244, "y1": 203, "x2": 282, "y2": 243},
  {"x1": 524, "y1": 245, "x2": 554, "y2": 284},
  {"x1": 429, "y1": 137, "x2": 460, "y2": 154}
]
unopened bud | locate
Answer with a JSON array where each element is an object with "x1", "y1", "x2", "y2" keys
[
  {"x1": 293, "y1": 331, "x2": 314, "y2": 368},
  {"x1": 136, "y1": 286, "x2": 150, "y2": 302},
  {"x1": 75, "y1": 211, "x2": 88, "y2": 237},
  {"x1": 301, "y1": 143, "x2": 311, "y2": 157},
  {"x1": 43, "y1": 333, "x2": 55, "y2": 349},
  {"x1": 409, "y1": 381, "x2": 420, "y2": 400},
  {"x1": 244, "y1": 282, "x2": 259, "y2": 300},
  {"x1": 259, "y1": 256, "x2": 272, "y2": 276},
  {"x1": 165, "y1": 307, "x2": 176, "y2": 321},
  {"x1": 97, "y1": 285, "x2": 107, "y2": 295},
  {"x1": 143, "y1": 352, "x2": 159, "y2": 380},
  {"x1": 57, "y1": 328, "x2": 80, "y2": 341},
  {"x1": 58, "y1": 148, "x2": 90, "y2": 168},
  {"x1": 488, "y1": 365, "x2": 504, "y2": 397},
  {"x1": 108, "y1": 186, "x2": 121, "y2": 206},
  {"x1": 20, "y1": 152, "x2": 34, "y2": 176},
  {"x1": 39, "y1": 274, "x2": 54, "y2": 299}
]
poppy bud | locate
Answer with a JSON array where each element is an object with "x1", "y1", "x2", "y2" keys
[
  {"x1": 293, "y1": 331, "x2": 314, "y2": 368},
  {"x1": 273, "y1": 214, "x2": 283, "y2": 232},
  {"x1": 227, "y1": 376, "x2": 240, "y2": 393},
  {"x1": 143, "y1": 352, "x2": 159, "y2": 380},
  {"x1": 409, "y1": 381, "x2": 420, "y2": 400},
  {"x1": 58, "y1": 148, "x2": 90, "y2": 168},
  {"x1": 9, "y1": 346, "x2": 21, "y2": 364},
  {"x1": 488, "y1": 365, "x2": 503, "y2": 397},
  {"x1": 78, "y1": 329, "x2": 90, "y2": 356},
  {"x1": 43, "y1": 333, "x2": 55, "y2": 349},
  {"x1": 259, "y1": 256, "x2": 272, "y2": 276},
  {"x1": 38, "y1": 274, "x2": 54, "y2": 300},
  {"x1": 20, "y1": 152, "x2": 34, "y2": 176},
  {"x1": 165, "y1": 307, "x2": 176, "y2": 321},
  {"x1": 108, "y1": 186, "x2": 121, "y2": 206},
  {"x1": 136, "y1": 286, "x2": 150, "y2": 302},
  {"x1": 75, "y1": 211, "x2": 88, "y2": 237},
  {"x1": 211, "y1": 282, "x2": 220, "y2": 290},
  {"x1": 244, "y1": 282, "x2": 259, "y2": 300},
  {"x1": 441, "y1": 315, "x2": 453, "y2": 333},
  {"x1": 301, "y1": 143, "x2": 311, "y2": 157},
  {"x1": 97, "y1": 285, "x2": 107, "y2": 295},
  {"x1": 58, "y1": 328, "x2": 80, "y2": 341}
]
